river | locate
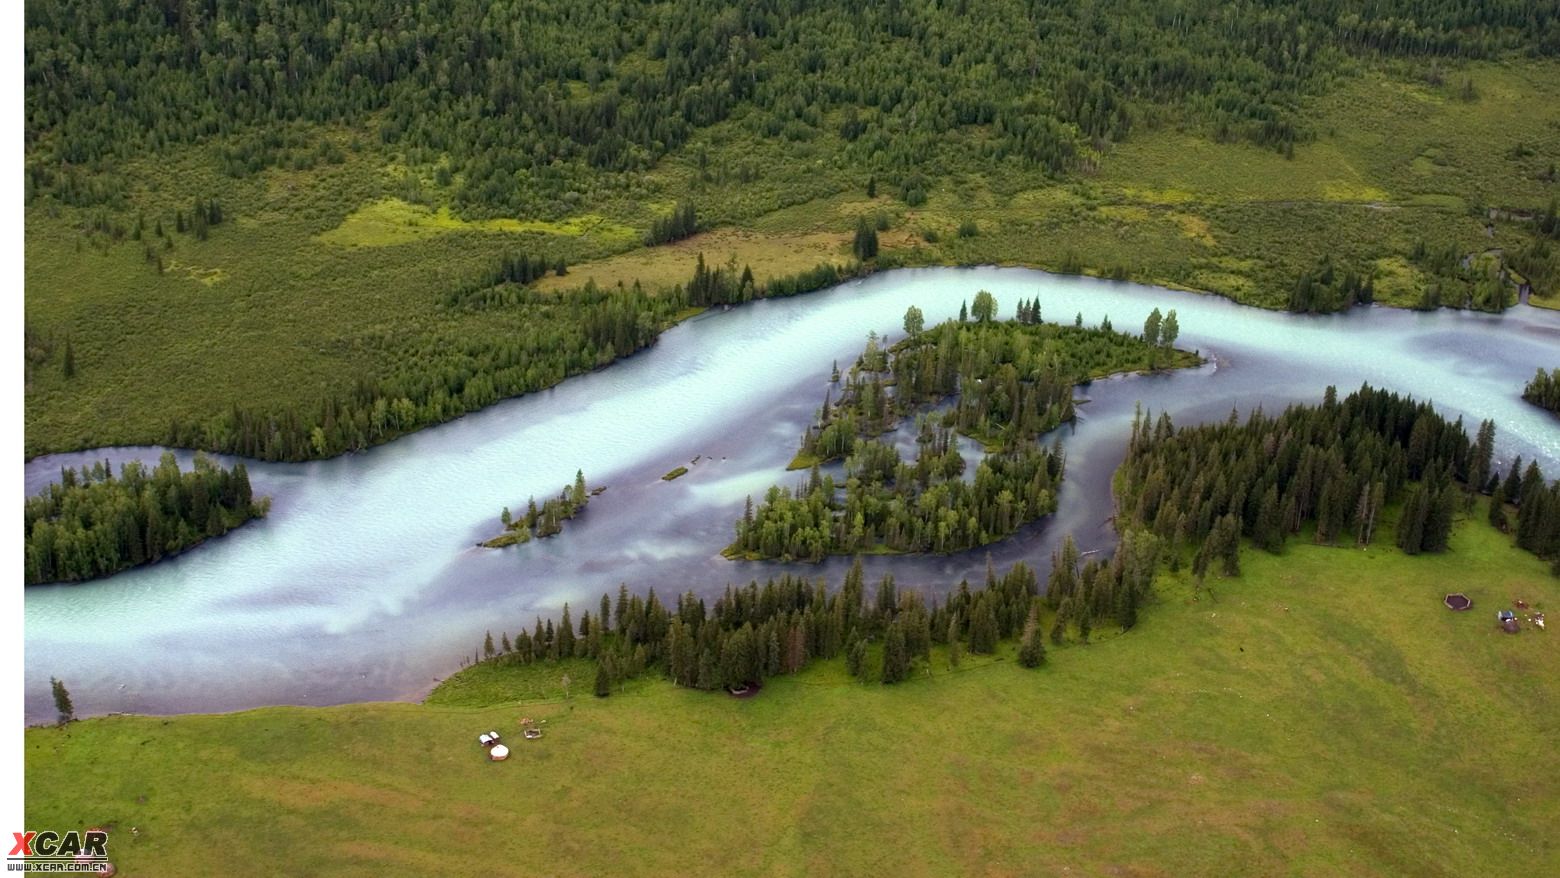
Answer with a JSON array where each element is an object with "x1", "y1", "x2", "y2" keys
[{"x1": 22, "y1": 267, "x2": 1560, "y2": 722}]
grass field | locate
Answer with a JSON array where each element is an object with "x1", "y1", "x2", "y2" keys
[
  {"x1": 26, "y1": 513, "x2": 1558, "y2": 876},
  {"x1": 23, "y1": 61, "x2": 1560, "y2": 458}
]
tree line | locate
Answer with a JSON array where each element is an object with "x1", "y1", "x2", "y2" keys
[
  {"x1": 1114, "y1": 385, "x2": 1560, "y2": 574},
  {"x1": 162, "y1": 283, "x2": 680, "y2": 461},
  {"x1": 682, "y1": 252, "x2": 867, "y2": 308},
  {"x1": 25, "y1": 453, "x2": 264, "y2": 585},
  {"x1": 478, "y1": 555, "x2": 1079, "y2": 695}
]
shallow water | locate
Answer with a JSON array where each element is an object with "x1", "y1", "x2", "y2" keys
[{"x1": 22, "y1": 267, "x2": 1560, "y2": 722}]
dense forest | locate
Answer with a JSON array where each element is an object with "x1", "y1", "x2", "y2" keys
[
  {"x1": 728, "y1": 304, "x2": 1194, "y2": 560},
  {"x1": 476, "y1": 556, "x2": 1079, "y2": 693},
  {"x1": 484, "y1": 471, "x2": 592, "y2": 547},
  {"x1": 1114, "y1": 385, "x2": 1560, "y2": 572},
  {"x1": 24, "y1": 453, "x2": 265, "y2": 585},
  {"x1": 160, "y1": 282, "x2": 676, "y2": 461},
  {"x1": 1523, "y1": 367, "x2": 1560, "y2": 414},
  {"x1": 25, "y1": 0, "x2": 1559, "y2": 214}
]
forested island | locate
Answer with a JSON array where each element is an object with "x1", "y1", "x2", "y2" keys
[
  {"x1": 1523, "y1": 367, "x2": 1560, "y2": 414},
  {"x1": 484, "y1": 471, "x2": 593, "y2": 548},
  {"x1": 24, "y1": 453, "x2": 265, "y2": 585},
  {"x1": 728, "y1": 301, "x2": 1195, "y2": 560}
]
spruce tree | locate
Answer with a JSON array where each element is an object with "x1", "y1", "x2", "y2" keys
[
  {"x1": 846, "y1": 637, "x2": 867, "y2": 679},
  {"x1": 968, "y1": 596, "x2": 999, "y2": 654},
  {"x1": 881, "y1": 621, "x2": 909, "y2": 683},
  {"x1": 51, "y1": 677, "x2": 74, "y2": 725},
  {"x1": 557, "y1": 604, "x2": 575, "y2": 656},
  {"x1": 1396, "y1": 485, "x2": 1428, "y2": 554},
  {"x1": 1017, "y1": 608, "x2": 1046, "y2": 668}
]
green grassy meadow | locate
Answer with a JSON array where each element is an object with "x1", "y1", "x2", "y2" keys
[
  {"x1": 27, "y1": 514, "x2": 1558, "y2": 876},
  {"x1": 24, "y1": 61, "x2": 1560, "y2": 458}
]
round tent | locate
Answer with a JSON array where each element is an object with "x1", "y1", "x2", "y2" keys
[
  {"x1": 489, "y1": 744, "x2": 510, "y2": 761},
  {"x1": 1443, "y1": 593, "x2": 1472, "y2": 611}
]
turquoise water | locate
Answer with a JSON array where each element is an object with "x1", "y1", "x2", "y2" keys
[{"x1": 22, "y1": 267, "x2": 1560, "y2": 721}]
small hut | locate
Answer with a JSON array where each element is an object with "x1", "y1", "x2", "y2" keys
[
  {"x1": 1497, "y1": 610, "x2": 1520, "y2": 634},
  {"x1": 489, "y1": 744, "x2": 510, "y2": 761},
  {"x1": 1444, "y1": 593, "x2": 1472, "y2": 611},
  {"x1": 478, "y1": 733, "x2": 493, "y2": 747}
]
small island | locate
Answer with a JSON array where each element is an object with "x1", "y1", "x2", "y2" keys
[
  {"x1": 483, "y1": 470, "x2": 592, "y2": 548},
  {"x1": 728, "y1": 296, "x2": 1198, "y2": 561},
  {"x1": 24, "y1": 452, "x2": 266, "y2": 585}
]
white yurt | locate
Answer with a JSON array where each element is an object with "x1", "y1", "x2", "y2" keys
[{"x1": 489, "y1": 744, "x2": 510, "y2": 761}]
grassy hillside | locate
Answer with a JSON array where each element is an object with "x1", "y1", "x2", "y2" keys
[{"x1": 26, "y1": 515, "x2": 1557, "y2": 876}]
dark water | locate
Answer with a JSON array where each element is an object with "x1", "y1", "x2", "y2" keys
[{"x1": 22, "y1": 267, "x2": 1560, "y2": 722}]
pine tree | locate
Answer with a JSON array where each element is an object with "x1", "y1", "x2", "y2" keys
[
  {"x1": 1490, "y1": 482, "x2": 1509, "y2": 531},
  {"x1": 1049, "y1": 597, "x2": 1070, "y2": 645},
  {"x1": 1254, "y1": 485, "x2": 1283, "y2": 552},
  {"x1": 852, "y1": 217, "x2": 879, "y2": 261},
  {"x1": 881, "y1": 621, "x2": 910, "y2": 683},
  {"x1": 1502, "y1": 457, "x2": 1523, "y2": 501},
  {"x1": 968, "y1": 595, "x2": 999, "y2": 653},
  {"x1": 483, "y1": 631, "x2": 495, "y2": 659},
  {"x1": 557, "y1": 604, "x2": 575, "y2": 656},
  {"x1": 1470, "y1": 420, "x2": 1496, "y2": 496},
  {"x1": 1115, "y1": 576, "x2": 1139, "y2": 631},
  {"x1": 1424, "y1": 485, "x2": 1457, "y2": 552},
  {"x1": 594, "y1": 661, "x2": 611, "y2": 697},
  {"x1": 846, "y1": 634, "x2": 867, "y2": 678},
  {"x1": 1396, "y1": 485, "x2": 1428, "y2": 554},
  {"x1": 51, "y1": 677, "x2": 74, "y2": 725},
  {"x1": 1017, "y1": 607, "x2": 1046, "y2": 667}
]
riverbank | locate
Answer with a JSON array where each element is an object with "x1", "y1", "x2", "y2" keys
[{"x1": 27, "y1": 521, "x2": 1558, "y2": 875}]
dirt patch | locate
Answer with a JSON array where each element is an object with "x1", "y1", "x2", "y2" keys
[{"x1": 535, "y1": 228, "x2": 851, "y2": 293}]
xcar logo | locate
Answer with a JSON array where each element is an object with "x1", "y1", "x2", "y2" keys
[{"x1": 7, "y1": 830, "x2": 112, "y2": 874}]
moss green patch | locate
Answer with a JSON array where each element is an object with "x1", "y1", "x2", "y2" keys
[{"x1": 317, "y1": 198, "x2": 638, "y2": 248}]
